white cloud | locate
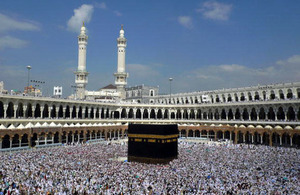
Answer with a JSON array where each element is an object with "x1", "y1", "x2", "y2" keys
[
  {"x1": 95, "y1": 2, "x2": 107, "y2": 9},
  {"x1": 113, "y1": 10, "x2": 122, "y2": 17},
  {"x1": 174, "y1": 55, "x2": 300, "y2": 92},
  {"x1": 67, "y1": 4, "x2": 94, "y2": 33},
  {"x1": 0, "y1": 13, "x2": 40, "y2": 32},
  {"x1": 197, "y1": 1, "x2": 232, "y2": 21},
  {"x1": 0, "y1": 36, "x2": 28, "y2": 50},
  {"x1": 178, "y1": 16, "x2": 193, "y2": 29}
]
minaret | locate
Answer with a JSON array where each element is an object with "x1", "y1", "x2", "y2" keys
[
  {"x1": 74, "y1": 22, "x2": 89, "y2": 99},
  {"x1": 114, "y1": 25, "x2": 128, "y2": 99}
]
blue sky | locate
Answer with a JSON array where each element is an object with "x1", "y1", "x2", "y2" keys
[{"x1": 0, "y1": 0, "x2": 300, "y2": 96}]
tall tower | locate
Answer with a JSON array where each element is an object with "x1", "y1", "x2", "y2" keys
[
  {"x1": 74, "y1": 22, "x2": 89, "y2": 99},
  {"x1": 114, "y1": 25, "x2": 128, "y2": 99}
]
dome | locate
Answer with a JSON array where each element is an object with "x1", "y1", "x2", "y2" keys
[
  {"x1": 295, "y1": 126, "x2": 300, "y2": 130},
  {"x1": 264, "y1": 125, "x2": 272, "y2": 129},
  {"x1": 239, "y1": 125, "x2": 246, "y2": 128},
  {"x1": 274, "y1": 125, "x2": 283, "y2": 130},
  {"x1": 284, "y1": 125, "x2": 293, "y2": 130},
  {"x1": 256, "y1": 125, "x2": 263, "y2": 129},
  {"x1": 247, "y1": 125, "x2": 255, "y2": 128}
]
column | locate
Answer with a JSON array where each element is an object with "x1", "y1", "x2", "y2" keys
[
  {"x1": 66, "y1": 134, "x2": 68, "y2": 144},
  {"x1": 83, "y1": 132, "x2": 87, "y2": 142},
  {"x1": 48, "y1": 109, "x2": 51, "y2": 118},
  {"x1": 269, "y1": 134, "x2": 273, "y2": 146},
  {"x1": 169, "y1": 110, "x2": 171, "y2": 120},
  {"x1": 63, "y1": 107, "x2": 66, "y2": 118},
  {"x1": 260, "y1": 134, "x2": 263, "y2": 144},
  {"x1": 89, "y1": 132, "x2": 92, "y2": 140},
  {"x1": 214, "y1": 132, "x2": 217, "y2": 141},
  {"x1": 72, "y1": 133, "x2": 75, "y2": 143},
  {"x1": 243, "y1": 134, "x2": 245, "y2": 143},
  {"x1": 99, "y1": 109, "x2": 102, "y2": 119},
  {"x1": 52, "y1": 134, "x2": 54, "y2": 144},
  {"x1": 9, "y1": 137, "x2": 12, "y2": 149},
  {"x1": 3, "y1": 105, "x2": 8, "y2": 118},
  {"x1": 251, "y1": 134, "x2": 254, "y2": 143},
  {"x1": 193, "y1": 131, "x2": 195, "y2": 138},
  {"x1": 19, "y1": 138, "x2": 22, "y2": 147},
  {"x1": 200, "y1": 131, "x2": 202, "y2": 138},
  {"x1": 229, "y1": 132, "x2": 232, "y2": 141},
  {"x1": 109, "y1": 132, "x2": 112, "y2": 139},
  {"x1": 40, "y1": 106, "x2": 44, "y2": 118},
  {"x1": 290, "y1": 135, "x2": 293, "y2": 147},
  {"x1": 78, "y1": 133, "x2": 80, "y2": 142},
  {"x1": 234, "y1": 131, "x2": 238, "y2": 144},
  {"x1": 36, "y1": 136, "x2": 40, "y2": 146},
  {"x1": 279, "y1": 135, "x2": 282, "y2": 146},
  {"x1": 44, "y1": 134, "x2": 47, "y2": 145},
  {"x1": 222, "y1": 132, "x2": 225, "y2": 139},
  {"x1": 181, "y1": 110, "x2": 184, "y2": 120},
  {"x1": 0, "y1": 137, "x2": 2, "y2": 149},
  {"x1": 70, "y1": 107, "x2": 73, "y2": 118},
  {"x1": 14, "y1": 105, "x2": 18, "y2": 118}
]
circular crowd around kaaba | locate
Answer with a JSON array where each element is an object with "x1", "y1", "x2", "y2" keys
[{"x1": 0, "y1": 140, "x2": 299, "y2": 194}]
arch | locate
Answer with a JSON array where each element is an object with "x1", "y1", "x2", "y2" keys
[
  {"x1": 248, "y1": 92, "x2": 252, "y2": 101},
  {"x1": 221, "y1": 109, "x2": 226, "y2": 120},
  {"x1": 95, "y1": 108, "x2": 100, "y2": 119},
  {"x1": 254, "y1": 91, "x2": 259, "y2": 100},
  {"x1": 240, "y1": 93, "x2": 245, "y2": 101},
  {"x1": 286, "y1": 88, "x2": 293, "y2": 99},
  {"x1": 214, "y1": 109, "x2": 219, "y2": 120},
  {"x1": 65, "y1": 105, "x2": 70, "y2": 118},
  {"x1": 171, "y1": 112, "x2": 175, "y2": 119},
  {"x1": 234, "y1": 93, "x2": 238, "y2": 102},
  {"x1": 267, "y1": 107, "x2": 275, "y2": 120},
  {"x1": 16, "y1": 102, "x2": 24, "y2": 118},
  {"x1": 180, "y1": 129, "x2": 187, "y2": 137},
  {"x1": 176, "y1": 109, "x2": 182, "y2": 119},
  {"x1": 228, "y1": 109, "x2": 233, "y2": 120},
  {"x1": 136, "y1": 109, "x2": 141, "y2": 119},
  {"x1": 78, "y1": 106, "x2": 83, "y2": 119},
  {"x1": 84, "y1": 107, "x2": 89, "y2": 118},
  {"x1": 21, "y1": 134, "x2": 29, "y2": 147},
  {"x1": 270, "y1": 90, "x2": 275, "y2": 100},
  {"x1": 259, "y1": 108, "x2": 266, "y2": 120},
  {"x1": 51, "y1": 105, "x2": 56, "y2": 118},
  {"x1": 90, "y1": 107, "x2": 94, "y2": 119},
  {"x1": 143, "y1": 109, "x2": 149, "y2": 119},
  {"x1": 262, "y1": 91, "x2": 266, "y2": 100},
  {"x1": 197, "y1": 109, "x2": 201, "y2": 119},
  {"x1": 2, "y1": 135, "x2": 10, "y2": 148},
  {"x1": 12, "y1": 134, "x2": 20, "y2": 148},
  {"x1": 150, "y1": 109, "x2": 155, "y2": 119},
  {"x1": 34, "y1": 104, "x2": 41, "y2": 118},
  {"x1": 121, "y1": 108, "x2": 127, "y2": 118},
  {"x1": 31, "y1": 133, "x2": 37, "y2": 147},
  {"x1": 25, "y1": 103, "x2": 33, "y2": 118},
  {"x1": 114, "y1": 111, "x2": 120, "y2": 119},
  {"x1": 58, "y1": 105, "x2": 64, "y2": 118},
  {"x1": 128, "y1": 108, "x2": 134, "y2": 118},
  {"x1": 72, "y1": 106, "x2": 76, "y2": 118},
  {"x1": 157, "y1": 109, "x2": 163, "y2": 119},
  {"x1": 7, "y1": 102, "x2": 14, "y2": 118},
  {"x1": 242, "y1": 108, "x2": 249, "y2": 120},
  {"x1": 163, "y1": 109, "x2": 168, "y2": 119},
  {"x1": 215, "y1": 95, "x2": 220, "y2": 103},
  {"x1": 235, "y1": 108, "x2": 241, "y2": 120},
  {"x1": 188, "y1": 130, "x2": 193, "y2": 137},
  {"x1": 287, "y1": 107, "x2": 295, "y2": 121},
  {"x1": 279, "y1": 89, "x2": 284, "y2": 99},
  {"x1": 183, "y1": 110, "x2": 188, "y2": 119},
  {"x1": 297, "y1": 88, "x2": 300, "y2": 98},
  {"x1": 227, "y1": 94, "x2": 232, "y2": 102},
  {"x1": 276, "y1": 107, "x2": 285, "y2": 120},
  {"x1": 250, "y1": 108, "x2": 257, "y2": 120}
]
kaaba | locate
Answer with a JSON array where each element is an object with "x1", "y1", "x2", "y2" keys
[{"x1": 128, "y1": 124, "x2": 178, "y2": 164}]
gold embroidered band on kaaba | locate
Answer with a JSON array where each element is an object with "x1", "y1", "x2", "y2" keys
[{"x1": 128, "y1": 134, "x2": 178, "y2": 139}]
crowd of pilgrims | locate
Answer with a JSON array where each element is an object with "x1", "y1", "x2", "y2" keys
[{"x1": 0, "y1": 140, "x2": 299, "y2": 194}]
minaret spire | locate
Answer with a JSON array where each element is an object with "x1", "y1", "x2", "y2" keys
[
  {"x1": 74, "y1": 23, "x2": 89, "y2": 99},
  {"x1": 114, "y1": 25, "x2": 128, "y2": 99}
]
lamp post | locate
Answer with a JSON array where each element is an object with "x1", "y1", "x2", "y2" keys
[
  {"x1": 169, "y1": 78, "x2": 173, "y2": 104},
  {"x1": 26, "y1": 66, "x2": 31, "y2": 92}
]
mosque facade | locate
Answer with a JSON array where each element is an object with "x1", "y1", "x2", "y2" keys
[{"x1": 0, "y1": 25, "x2": 300, "y2": 151}]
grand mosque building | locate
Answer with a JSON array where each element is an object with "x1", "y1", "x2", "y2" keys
[{"x1": 0, "y1": 24, "x2": 300, "y2": 150}]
